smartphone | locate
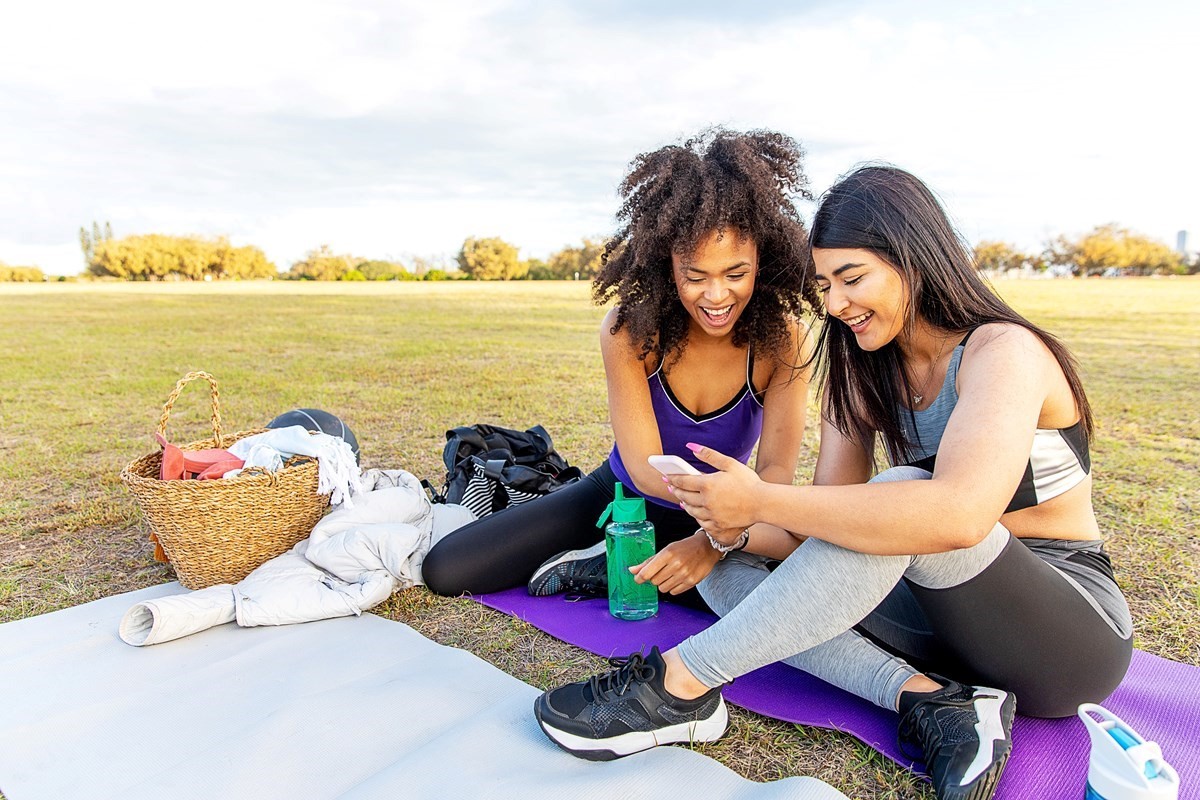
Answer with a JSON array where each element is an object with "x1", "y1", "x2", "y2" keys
[{"x1": 647, "y1": 454, "x2": 701, "y2": 476}]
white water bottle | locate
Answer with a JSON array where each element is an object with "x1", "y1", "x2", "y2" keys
[{"x1": 1079, "y1": 703, "x2": 1179, "y2": 800}]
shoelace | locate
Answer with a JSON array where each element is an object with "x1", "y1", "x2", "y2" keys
[
  {"x1": 561, "y1": 558, "x2": 608, "y2": 598},
  {"x1": 897, "y1": 696, "x2": 973, "y2": 763},
  {"x1": 562, "y1": 575, "x2": 607, "y2": 600},
  {"x1": 897, "y1": 704, "x2": 933, "y2": 762},
  {"x1": 587, "y1": 652, "x2": 656, "y2": 703}
]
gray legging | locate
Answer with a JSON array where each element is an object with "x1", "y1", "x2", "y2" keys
[{"x1": 679, "y1": 466, "x2": 1134, "y2": 718}]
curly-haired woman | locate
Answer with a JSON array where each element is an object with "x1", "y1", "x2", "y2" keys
[
  {"x1": 533, "y1": 166, "x2": 1133, "y2": 800},
  {"x1": 423, "y1": 129, "x2": 817, "y2": 607}
]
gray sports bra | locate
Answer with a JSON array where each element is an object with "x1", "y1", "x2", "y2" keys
[{"x1": 896, "y1": 330, "x2": 1090, "y2": 514}]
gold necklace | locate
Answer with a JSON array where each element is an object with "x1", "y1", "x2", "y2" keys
[{"x1": 909, "y1": 335, "x2": 955, "y2": 407}]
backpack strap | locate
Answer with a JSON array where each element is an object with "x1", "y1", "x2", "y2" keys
[
  {"x1": 421, "y1": 478, "x2": 447, "y2": 504},
  {"x1": 527, "y1": 425, "x2": 554, "y2": 453},
  {"x1": 443, "y1": 426, "x2": 491, "y2": 471},
  {"x1": 483, "y1": 458, "x2": 508, "y2": 482}
]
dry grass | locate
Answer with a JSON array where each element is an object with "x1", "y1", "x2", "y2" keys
[{"x1": 2, "y1": 277, "x2": 1197, "y2": 799}]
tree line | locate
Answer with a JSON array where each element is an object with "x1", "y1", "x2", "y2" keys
[
  {"x1": 284, "y1": 237, "x2": 604, "y2": 281},
  {"x1": 1, "y1": 222, "x2": 1196, "y2": 282},
  {"x1": 0, "y1": 263, "x2": 46, "y2": 282},
  {"x1": 975, "y1": 224, "x2": 1193, "y2": 276},
  {"x1": 41, "y1": 223, "x2": 604, "y2": 282},
  {"x1": 83, "y1": 232, "x2": 277, "y2": 281}
]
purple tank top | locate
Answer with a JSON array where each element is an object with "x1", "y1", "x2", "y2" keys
[{"x1": 609, "y1": 352, "x2": 764, "y2": 509}]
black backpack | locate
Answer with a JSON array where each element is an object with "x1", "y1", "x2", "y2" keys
[{"x1": 427, "y1": 424, "x2": 583, "y2": 518}]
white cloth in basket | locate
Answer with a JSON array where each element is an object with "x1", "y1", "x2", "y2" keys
[{"x1": 227, "y1": 425, "x2": 363, "y2": 507}]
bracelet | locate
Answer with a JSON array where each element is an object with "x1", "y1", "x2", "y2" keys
[
  {"x1": 701, "y1": 527, "x2": 751, "y2": 559},
  {"x1": 731, "y1": 528, "x2": 751, "y2": 551}
]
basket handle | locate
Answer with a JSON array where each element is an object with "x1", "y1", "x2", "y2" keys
[{"x1": 157, "y1": 371, "x2": 223, "y2": 446}]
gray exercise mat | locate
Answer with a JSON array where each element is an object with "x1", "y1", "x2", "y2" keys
[{"x1": 0, "y1": 585, "x2": 847, "y2": 800}]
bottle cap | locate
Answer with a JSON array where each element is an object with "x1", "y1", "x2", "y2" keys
[
  {"x1": 1079, "y1": 703, "x2": 1179, "y2": 800},
  {"x1": 596, "y1": 483, "x2": 647, "y2": 527}
]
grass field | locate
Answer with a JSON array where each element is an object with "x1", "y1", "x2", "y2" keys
[{"x1": 1, "y1": 278, "x2": 1197, "y2": 799}]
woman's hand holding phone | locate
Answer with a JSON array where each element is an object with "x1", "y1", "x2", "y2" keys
[{"x1": 662, "y1": 443, "x2": 761, "y2": 534}]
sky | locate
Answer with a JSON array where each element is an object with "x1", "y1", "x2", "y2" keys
[{"x1": 2, "y1": 0, "x2": 1196, "y2": 276}]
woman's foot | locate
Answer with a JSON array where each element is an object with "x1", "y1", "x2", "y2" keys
[
  {"x1": 897, "y1": 678, "x2": 1016, "y2": 800},
  {"x1": 534, "y1": 646, "x2": 728, "y2": 760},
  {"x1": 526, "y1": 542, "x2": 608, "y2": 596}
]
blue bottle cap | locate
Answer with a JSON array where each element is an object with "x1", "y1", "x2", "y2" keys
[{"x1": 1078, "y1": 703, "x2": 1179, "y2": 800}]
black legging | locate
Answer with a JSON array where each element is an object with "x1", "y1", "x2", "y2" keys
[
  {"x1": 832, "y1": 537, "x2": 1133, "y2": 718},
  {"x1": 423, "y1": 460, "x2": 712, "y2": 610}
]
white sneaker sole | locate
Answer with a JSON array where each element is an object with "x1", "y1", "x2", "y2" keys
[
  {"x1": 527, "y1": 541, "x2": 607, "y2": 594},
  {"x1": 536, "y1": 696, "x2": 729, "y2": 761}
]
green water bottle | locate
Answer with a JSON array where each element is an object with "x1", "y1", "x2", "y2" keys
[{"x1": 597, "y1": 483, "x2": 658, "y2": 620}]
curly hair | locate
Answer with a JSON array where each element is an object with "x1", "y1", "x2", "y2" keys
[{"x1": 592, "y1": 128, "x2": 819, "y2": 367}]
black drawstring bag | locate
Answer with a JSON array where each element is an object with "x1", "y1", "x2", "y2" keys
[{"x1": 425, "y1": 424, "x2": 583, "y2": 519}]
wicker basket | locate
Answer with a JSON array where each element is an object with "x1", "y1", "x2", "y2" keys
[{"x1": 120, "y1": 371, "x2": 331, "y2": 589}]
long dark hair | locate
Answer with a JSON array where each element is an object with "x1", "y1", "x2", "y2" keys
[
  {"x1": 593, "y1": 128, "x2": 819, "y2": 367},
  {"x1": 808, "y1": 165, "x2": 1093, "y2": 463}
]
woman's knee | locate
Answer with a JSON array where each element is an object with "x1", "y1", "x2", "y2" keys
[
  {"x1": 905, "y1": 524, "x2": 1009, "y2": 589},
  {"x1": 869, "y1": 466, "x2": 933, "y2": 484},
  {"x1": 696, "y1": 551, "x2": 772, "y2": 616},
  {"x1": 420, "y1": 551, "x2": 454, "y2": 596},
  {"x1": 1019, "y1": 694, "x2": 1097, "y2": 719},
  {"x1": 1013, "y1": 670, "x2": 1129, "y2": 719},
  {"x1": 421, "y1": 540, "x2": 473, "y2": 596},
  {"x1": 1013, "y1": 635, "x2": 1133, "y2": 718}
]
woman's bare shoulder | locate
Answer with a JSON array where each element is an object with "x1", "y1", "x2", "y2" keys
[
  {"x1": 600, "y1": 306, "x2": 661, "y2": 373},
  {"x1": 963, "y1": 321, "x2": 1051, "y2": 363}
]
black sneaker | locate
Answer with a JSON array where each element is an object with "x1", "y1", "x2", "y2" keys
[
  {"x1": 898, "y1": 678, "x2": 1016, "y2": 800},
  {"x1": 527, "y1": 542, "x2": 608, "y2": 597},
  {"x1": 534, "y1": 646, "x2": 728, "y2": 761}
]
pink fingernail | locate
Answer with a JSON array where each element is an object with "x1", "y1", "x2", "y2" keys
[
  {"x1": 667, "y1": 485, "x2": 675, "y2": 494},
  {"x1": 685, "y1": 442, "x2": 702, "y2": 453}
]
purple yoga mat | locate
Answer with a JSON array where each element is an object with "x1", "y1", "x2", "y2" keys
[{"x1": 476, "y1": 589, "x2": 1198, "y2": 800}]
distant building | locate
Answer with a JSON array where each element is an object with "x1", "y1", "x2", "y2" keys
[{"x1": 1178, "y1": 230, "x2": 1188, "y2": 255}]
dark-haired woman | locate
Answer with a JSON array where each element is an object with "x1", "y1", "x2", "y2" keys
[
  {"x1": 534, "y1": 166, "x2": 1133, "y2": 800},
  {"x1": 423, "y1": 129, "x2": 816, "y2": 608}
]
